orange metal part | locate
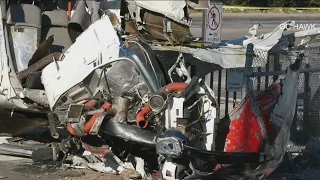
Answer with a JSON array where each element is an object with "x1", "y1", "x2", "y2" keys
[
  {"x1": 66, "y1": 101, "x2": 112, "y2": 135},
  {"x1": 136, "y1": 82, "x2": 188, "y2": 129},
  {"x1": 67, "y1": 1, "x2": 72, "y2": 19},
  {"x1": 85, "y1": 100, "x2": 98, "y2": 109},
  {"x1": 83, "y1": 102, "x2": 112, "y2": 133},
  {"x1": 164, "y1": 83, "x2": 187, "y2": 93},
  {"x1": 136, "y1": 104, "x2": 152, "y2": 128},
  {"x1": 66, "y1": 123, "x2": 76, "y2": 136}
]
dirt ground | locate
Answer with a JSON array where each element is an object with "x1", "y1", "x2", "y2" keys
[
  {"x1": 0, "y1": 158, "x2": 124, "y2": 180},
  {"x1": 2, "y1": 156, "x2": 320, "y2": 180}
]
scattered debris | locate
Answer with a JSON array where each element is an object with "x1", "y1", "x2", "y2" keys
[{"x1": 0, "y1": 0, "x2": 319, "y2": 180}]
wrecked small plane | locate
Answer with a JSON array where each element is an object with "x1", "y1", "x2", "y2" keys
[{"x1": 0, "y1": 0, "x2": 311, "y2": 179}]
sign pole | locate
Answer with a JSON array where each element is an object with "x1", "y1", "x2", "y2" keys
[{"x1": 202, "y1": 9, "x2": 207, "y2": 41}]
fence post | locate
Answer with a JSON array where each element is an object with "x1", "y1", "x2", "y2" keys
[{"x1": 241, "y1": 43, "x2": 254, "y2": 99}]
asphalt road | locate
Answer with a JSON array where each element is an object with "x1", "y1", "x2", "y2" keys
[{"x1": 190, "y1": 13, "x2": 320, "y2": 40}]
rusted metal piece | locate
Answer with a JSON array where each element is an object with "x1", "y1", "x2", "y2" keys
[
  {"x1": 124, "y1": 21, "x2": 140, "y2": 39},
  {"x1": 28, "y1": 35, "x2": 55, "y2": 67},
  {"x1": 18, "y1": 52, "x2": 62, "y2": 81},
  {"x1": 138, "y1": 11, "x2": 192, "y2": 44}
]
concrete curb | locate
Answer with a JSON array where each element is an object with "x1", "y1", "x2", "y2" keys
[{"x1": 191, "y1": 13, "x2": 320, "y2": 21}]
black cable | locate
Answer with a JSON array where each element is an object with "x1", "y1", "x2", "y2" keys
[{"x1": 183, "y1": 145, "x2": 270, "y2": 164}]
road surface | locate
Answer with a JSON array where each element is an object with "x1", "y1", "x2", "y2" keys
[
  {"x1": 190, "y1": 13, "x2": 320, "y2": 40},
  {"x1": 0, "y1": 156, "x2": 124, "y2": 180},
  {"x1": 1, "y1": 154, "x2": 320, "y2": 180}
]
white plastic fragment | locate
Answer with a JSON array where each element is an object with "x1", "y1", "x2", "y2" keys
[{"x1": 0, "y1": 137, "x2": 10, "y2": 144}]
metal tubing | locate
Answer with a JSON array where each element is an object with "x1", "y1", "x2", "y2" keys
[
  {"x1": 225, "y1": 70, "x2": 229, "y2": 115},
  {"x1": 217, "y1": 70, "x2": 222, "y2": 106},
  {"x1": 265, "y1": 57, "x2": 270, "y2": 90},
  {"x1": 257, "y1": 67, "x2": 261, "y2": 90},
  {"x1": 0, "y1": 144, "x2": 34, "y2": 157},
  {"x1": 242, "y1": 43, "x2": 254, "y2": 99}
]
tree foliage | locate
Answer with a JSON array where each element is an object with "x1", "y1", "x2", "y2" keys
[{"x1": 221, "y1": 0, "x2": 320, "y2": 7}]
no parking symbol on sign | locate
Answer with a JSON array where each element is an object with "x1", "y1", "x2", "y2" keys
[{"x1": 203, "y1": 3, "x2": 223, "y2": 43}]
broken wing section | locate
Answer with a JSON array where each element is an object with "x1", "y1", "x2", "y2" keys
[
  {"x1": 218, "y1": 54, "x2": 302, "y2": 179},
  {"x1": 251, "y1": 55, "x2": 302, "y2": 178},
  {"x1": 223, "y1": 81, "x2": 281, "y2": 153}
]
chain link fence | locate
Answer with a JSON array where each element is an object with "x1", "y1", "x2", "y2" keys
[
  {"x1": 205, "y1": 39, "x2": 320, "y2": 139},
  {"x1": 201, "y1": 41, "x2": 320, "y2": 179},
  {"x1": 248, "y1": 41, "x2": 320, "y2": 140},
  {"x1": 201, "y1": 36, "x2": 320, "y2": 143},
  {"x1": 251, "y1": 48, "x2": 280, "y2": 91}
]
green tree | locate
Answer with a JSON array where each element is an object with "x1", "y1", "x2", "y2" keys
[
  {"x1": 250, "y1": 0, "x2": 268, "y2": 6},
  {"x1": 308, "y1": 0, "x2": 320, "y2": 7},
  {"x1": 268, "y1": 0, "x2": 298, "y2": 7}
]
